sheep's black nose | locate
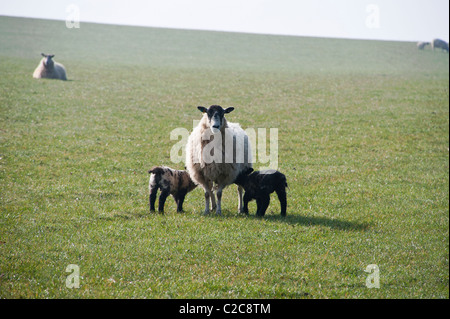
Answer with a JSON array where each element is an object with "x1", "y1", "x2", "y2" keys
[{"x1": 212, "y1": 125, "x2": 220, "y2": 129}]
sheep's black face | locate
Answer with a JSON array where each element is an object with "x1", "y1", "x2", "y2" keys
[
  {"x1": 198, "y1": 105, "x2": 234, "y2": 134},
  {"x1": 41, "y1": 53, "x2": 55, "y2": 68}
]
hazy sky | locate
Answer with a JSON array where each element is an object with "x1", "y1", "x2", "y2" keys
[{"x1": 1, "y1": 0, "x2": 448, "y2": 42}]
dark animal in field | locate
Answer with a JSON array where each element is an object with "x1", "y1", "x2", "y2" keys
[
  {"x1": 234, "y1": 168, "x2": 288, "y2": 217},
  {"x1": 417, "y1": 42, "x2": 430, "y2": 50},
  {"x1": 148, "y1": 166, "x2": 197, "y2": 213},
  {"x1": 431, "y1": 39, "x2": 449, "y2": 52}
]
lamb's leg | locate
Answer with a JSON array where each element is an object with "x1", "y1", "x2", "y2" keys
[
  {"x1": 158, "y1": 189, "x2": 170, "y2": 213},
  {"x1": 149, "y1": 187, "x2": 158, "y2": 212},
  {"x1": 243, "y1": 192, "x2": 251, "y2": 215},
  {"x1": 256, "y1": 195, "x2": 270, "y2": 217},
  {"x1": 276, "y1": 187, "x2": 287, "y2": 217},
  {"x1": 237, "y1": 185, "x2": 244, "y2": 214},
  {"x1": 176, "y1": 191, "x2": 187, "y2": 213}
]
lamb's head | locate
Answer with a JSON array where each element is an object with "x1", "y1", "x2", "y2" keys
[
  {"x1": 198, "y1": 105, "x2": 234, "y2": 134},
  {"x1": 234, "y1": 167, "x2": 254, "y2": 187},
  {"x1": 41, "y1": 53, "x2": 55, "y2": 68}
]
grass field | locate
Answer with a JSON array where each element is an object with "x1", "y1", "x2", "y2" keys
[{"x1": 0, "y1": 16, "x2": 448, "y2": 299}]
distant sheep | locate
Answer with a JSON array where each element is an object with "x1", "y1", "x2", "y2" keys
[
  {"x1": 33, "y1": 53, "x2": 67, "y2": 80},
  {"x1": 234, "y1": 168, "x2": 288, "y2": 217},
  {"x1": 431, "y1": 39, "x2": 449, "y2": 52},
  {"x1": 148, "y1": 166, "x2": 197, "y2": 213},
  {"x1": 417, "y1": 42, "x2": 430, "y2": 50},
  {"x1": 186, "y1": 105, "x2": 252, "y2": 215}
]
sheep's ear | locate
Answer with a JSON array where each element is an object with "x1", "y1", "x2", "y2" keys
[
  {"x1": 224, "y1": 107, "x2": 234, "y2": 113},
  {"x1": 41, "y1": 53, "x2": 46, "y2": 57},
  {"x1": 197, "y1": 106, "x2": 207, "y2": 113},
  {"x1": 49, "y1": 55, "x2": 55, "y2": 58},
  {"x1": 246, "y1": 167, "x2": 254, "y2": 174}
]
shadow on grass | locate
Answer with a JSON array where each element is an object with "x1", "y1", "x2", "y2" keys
[
  {"x1": 261, "y1": 214, "x2": 371, "y2": 231},
  {"x1": 203, "y1": 209, "x2": 371, "y2": 231},
  {"x1": 97, "y1": 211, "x2": 149, "y2": 221},
  {"x1": 106, "y1": 209, "x2": 370, "y2": 231}
]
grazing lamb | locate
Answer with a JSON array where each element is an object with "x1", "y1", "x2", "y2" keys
[
  {"x1": 148, "y1": 166, "x2": 197, "y2": 213},
  {"x1": 33, "y1": 53, "x2": 67, "y2": 80},
  {"x1": 431, "y1": 39, "x2": 449, "y2": 52},
  {"x1": 185, "y1": 105, "x2": 252, "y2": 215},
  {"x1": 417, "y1": 42, "x2": 430, "y2": 50},
  {"x1": 234, "y1": 168, "x2": 288, "y2": 217}
]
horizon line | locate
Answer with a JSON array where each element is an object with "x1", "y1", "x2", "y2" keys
[{"x1": 2, "y1": 14, "x2": 446, "y2": 44}]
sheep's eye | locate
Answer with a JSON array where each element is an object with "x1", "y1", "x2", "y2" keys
[{"x1": 207, "y1": 111, "x2": 216, "y2": 118}]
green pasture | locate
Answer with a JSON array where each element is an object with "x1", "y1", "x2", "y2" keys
[{"x1": 0, "y1": 16, "x2": 448, "y2": 298}]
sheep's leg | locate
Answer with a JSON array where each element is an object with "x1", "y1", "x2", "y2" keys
[
  {"x1": 210, "y1": 188, "x2": 217, "y2": 212},
  {"x1": 204, "y1": 190, "x2": 212, "y2": 215},
  {"x1": 158, "y1": 189, "x2": 170, "y2": 213},
  {"x1": 237, "y1": 185, "x2": 244, "y2": 214},
  {"x1": 242, "y1": 192, "x2": 251, "y2": 215},
  {"x1": 256, "y1": 195, "x2": 270, "y2": 217},
  {"x1": 255, "y1": 197, "x2": 263, "y2": 216},
  {"x1": 215, "y1": 186, "x2": 223, "y2": 215},
  {"x1": 276, "y1": 187, "x2": 287, "y2": 217},
  {"x1": 149, "y1": 187, "x2": 158, "y2": 212},
  {"x1": 211, "y1": 197, "x2": 217, "y2": 211},
  {"x1": 202, "y1": 181, "x2": 215, "y2": 215},
  {"x1": 176, "y1": 191, "x2": 187, "y2": 213}
]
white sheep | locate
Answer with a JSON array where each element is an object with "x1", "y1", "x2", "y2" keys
[
  {"x1": 186, "y1": 105, "x2": 252, "y2": 215},
  {"x1": 33, "y1": 53, "x2": 67, "y2": 80},
  {"x1": 417, "y1": 42, "x2": 430, "y2": 50}
]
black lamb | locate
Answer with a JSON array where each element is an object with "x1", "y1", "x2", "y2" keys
[{"x1": 234, "y1": 168, "x2": 287, "y2": 217}]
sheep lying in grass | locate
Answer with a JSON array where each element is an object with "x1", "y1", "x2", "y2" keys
[
  {"x1": 234, "y1": 168, "x2": 288, "y2": 217},
  {"x1": 186, "y1": 105, "x2": 252, "y2": 215},
  {"x1": 33, "y1": 53, "x2": 67, "y2": 80},
  {"x1": 148, "y1": 166, "x2": 197, "y2": 213}
]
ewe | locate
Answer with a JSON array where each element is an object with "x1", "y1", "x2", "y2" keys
[
  {"x1": 186, "y1": 105, "x2": 252, "y2": 215},
  {"x1": 33, "y1": 53, "x2": 67, "y2": 80}
]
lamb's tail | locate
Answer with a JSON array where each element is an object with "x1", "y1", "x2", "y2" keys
[{"x1": 283, "y1": 175, "x2": 289, "y2": 190}]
